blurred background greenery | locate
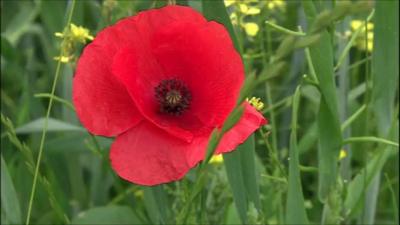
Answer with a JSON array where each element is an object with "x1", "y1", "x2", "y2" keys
[{"x1": 1, "y1": 0, "x2": 398, "y2": 224}]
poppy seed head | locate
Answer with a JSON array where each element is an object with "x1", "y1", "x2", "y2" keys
[{"x1": 154, "y1": 78, "x2": 191, "y2": 115}]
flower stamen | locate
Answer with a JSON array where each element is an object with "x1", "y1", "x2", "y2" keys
[{"x1": 155, "y1": 78, "x2": 191, "y2": 115}]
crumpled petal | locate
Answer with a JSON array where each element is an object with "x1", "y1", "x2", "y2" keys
[
  {"x1": 186, "y1": 103, "x2": 267, "y2": 167},
  {"x1": 110, "y1": 121, "x2": 196, "y2": 186}
]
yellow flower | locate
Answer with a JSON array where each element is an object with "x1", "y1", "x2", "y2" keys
[
  {"x1": 53, "y1": 55, "x2": 72, "y2": 63},
  {"x1": 350, "y1": 20, "x2": 374, "y2": 52},
  {"x1": 70, "y1": 24, "x2": 94, "y2": 43},
  {"x1": 351, "y1": 20, "x2": 374, "y2": 31},
  {"x1": 134, "y1": 190, "x2": 144, "y2": 198},
  {"x1": 209, "y1": 154, "x2": 224, "y2": 164},
  {"x1": 239, "y1": 3, "x2": 249, "y2": 13},
  {"x1": 243, "y1": 22, "x2": 259, "y2": 36},
  {"x1": 54, "y1": 23, "x2": 94, "y2": 44},
  {"x1": 338, "y1": 149, "x2": 347, "y2": 160},
  {"x1": 239, "y1": 4, "x2": 261, "y2": 15},
  {"x1": 224, "y1": 0, "x2": 236, "y2": 7},
  {"x1": 230, "y1": 12, "x2": 238, "y2": 25},
  {"x1": 246, "y1": 97, "x2": 264, "y2": 111},
  {"x1": 246, "y1": 7, "x2": 261, "y2": 15},
  {"x1": 267, "y1": 0, "x2": 286, "y2": 10}
]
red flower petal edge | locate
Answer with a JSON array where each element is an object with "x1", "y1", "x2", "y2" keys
[
  {"x1": 110, "y1": 103, "x2": 266, "y2": 186},
  {"x1": 73, "y1": 5, "x2": 268, "y2": 185}
]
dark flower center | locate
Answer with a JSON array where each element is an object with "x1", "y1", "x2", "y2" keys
[{"x1": 154, "y1": 78, "x2": 191, "y2": 115}]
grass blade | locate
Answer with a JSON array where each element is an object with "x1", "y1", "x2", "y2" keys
[
  {"x1": 239, "y1": 135, "x2": 261, "y2": 211},
  {"x1": 302, "y1": 0, "x2": 343, "y2": 202},
  {"x1": 143, "y1": 186, "x2": 169, "y2": 224},
  {"x1": 344, "y1": 121, "x2": 399, "y2": 217},
  {"x1": 360, "y1": 1, "x2": 399, "y2": 223},
  {"x1": 1, "y1": 155, "x2": 22, "y2": 225},
  {"x1": 223, "y1": 152, "x2": 248, "y2": 223},
  {"x1": 285, "y1": 86, "x2": 309, "y2": 224},
  {"x1": 372, "y1": 0, "x2": 399, "y2": 135},
  {"x1": 71, "y1": 205, "x2": 142, "y2": 224},
  {"x1": 15, "y1": 117, "x2": 84, "y2": 134}
]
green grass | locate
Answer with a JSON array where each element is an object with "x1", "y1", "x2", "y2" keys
[{"x1": 1, "y1": 0, "x2": 398, "y2": 224}]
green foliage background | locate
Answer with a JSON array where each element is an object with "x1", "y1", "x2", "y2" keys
[{"x1": 1, "y1": 0, "x2": 398, "y2": 224}]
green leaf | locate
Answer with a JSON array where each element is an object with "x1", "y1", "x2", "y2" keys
[
  {"x1": 2, "y1": 1, "x2": 40, "y2": 45},
  {"x1": 0, "y1": 35, "x2": 17, "y2": 61},
  {"x1": 1, "y1": 155, "x2": 22, "y2": 225},
  {"x1": 223, "y1": 151, "x2": 248, "y2": 223},
  {"x1": 239, "y1": 136, "x2": 261, "y2": 211},
  {"x1": 15, "y1": 117, "x2": 85, "y2": 134},
  {"x1": 285, "y1": 87, "x2": 309, "y2": 224},
  {"x1": 317, "y1": 100, "x2": 342, "y2": 201},
  {"x1": 225, "y1": 202, "x2": 241, "y2": 224},
  {"x1": 143, "y1": 186, "x2": 169, "y2": 224},
  {"x1": 71, "y1": 205, "x2": 142, "y2": 224},
  {"x1": 357, "y1": 1, "x2": 399, "y2": 222},
  {"x1": 372, "y1": 0, "x2": 399, "y2": 135},
  {"x1": 302, "y1": 0, "x2": 343, "y2": 202},
  {"x1": 344, "y1": 133, "x2": 398, "y2": 216}
]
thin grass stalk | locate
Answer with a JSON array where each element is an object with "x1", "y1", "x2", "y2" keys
[{"x1": 25, "y1": 1, "x2": 76, "y2": 224}]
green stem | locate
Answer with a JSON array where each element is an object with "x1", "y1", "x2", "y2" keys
[
  {"x1": 341, "y1": 104, "x2": 367, "y2": 131},
  {"x1": 265, "y1": 21, "x2": 306, "y2": 36},
  {"x1": 262, "y1": 95, "x2": 292, "y2": 114},
  {"x1": 347, "y1": 56, "x2": 372, "y2": 71},
  {"x1": 384, "y1": 173, "x2": 399, "y2": 225},
  {"x1": 334, "y1": 10, "x2": 375, "y2": 71},
  {"x1": 34, "y1": 93, "x2": 75, "y2": 111},
  {"x1": 25, "y1": 1, "x2": 76, "y2": 224},
  {"x1": 304, "y1": 48, "x2": 319, "y2": 85},
  {"x1": 342, "y1": 136, "x2": 399, "y2": 147}
]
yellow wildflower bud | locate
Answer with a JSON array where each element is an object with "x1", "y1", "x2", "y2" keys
[
  {"x1": 53, "y1": 55, "x2": 72, "y2": 63},
  {"x1": 339, "y1": 149, "x2": 347, "y2": 160},
  {"x1": 246, "y1": 7, "x2": 261, "y2": 15},
  {"x1": 351, "y1": 20, "x2": 363, "y2": 30},
  {"x1": 351, "y1": 20, "x2": 374, "y2": 32},
  {"x1": 230, "y1": 12, "x2": 238, "y2": 25},
  {"x1": 243, "y1": 22, "x2": 259, "y2": 36},
  {"x1": 267, "y1": 0, "x2": 286, "y2": 10},
  {"x1": 239, "y1": 3, "x2": 249, "y2": 13},
  {"x1": 349, "y1": 20, "x2": 374, "y2": 52},
  {"x1": 246, "y1": 97, "x2": 264, "y2": 111},
  {"x1": 134, "y1": 190, "x2": 144, "y2": 198},
  {"x1": 224, "y1": 0, "x2": 236, "y2": 7},
  {"x1": 209, "y1": 154, "x2": 224, "y2": 164},
  {"x1": 366, "y1": 41, "x2": 373, "y2": 52},
  {"x1": 70, "y1": 23, "x2": 94, "y2": 43},
  {"x1": 54, "y1": 32, "x2": 64, "y2": 38}
]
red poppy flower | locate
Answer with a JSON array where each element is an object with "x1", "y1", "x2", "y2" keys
[{"x1": 73, "y1": 5, "x2": 267, "y2": 185}]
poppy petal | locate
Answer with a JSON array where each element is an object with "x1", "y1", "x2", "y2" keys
[
  {"x1": 73, "y1": 6, "x2": 203, "y2": 137},
  {"x1": 216, "y1": 103, "x2": 267, "y2": 154},
  {"x1": 73, "y1": 42, "x2": 142, "y2": 137},
  {"x1": 110, "y1": 121, "x2": 198, "y2": 186},
  {"x1": 113, "y1": 20, "x2": 244, "y2": 141},
  {"x1": 110, "y1": 6, "x2": 211, "y2": 142},
  {"x1": 186, "y1": 103, "x2": 267, "y2": 167},
  {"x1": 151, "y1": 21, "x2": 245, "y2": 130},
  {"x1": 112, "y1": 47, "x2": 195, "y2": 142}
]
